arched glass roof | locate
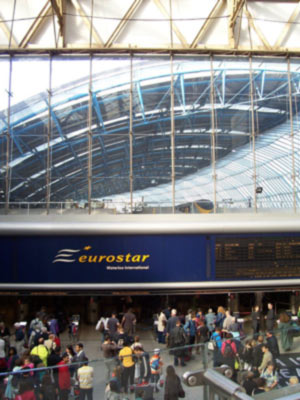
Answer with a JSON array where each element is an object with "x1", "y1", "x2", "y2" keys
[{"x1": 0, "y1": 56, "x2": 299, "y2": 210}]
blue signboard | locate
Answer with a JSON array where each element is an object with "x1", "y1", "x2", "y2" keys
[{"x1": 1, "y1": 234, "x2": 209, "y2": 284}]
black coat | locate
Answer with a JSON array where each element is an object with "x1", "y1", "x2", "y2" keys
[
  {"x1": 164, "y1": 374, "x2": 184, "y2": 400},
  {"x1": 267, "y1": 335, "x2": 280, "y2": 357}
]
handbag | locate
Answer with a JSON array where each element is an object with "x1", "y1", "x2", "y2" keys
[
  {"x1": 178, "y1": 387, "x2": 185, "y2": 398},
  {"x1": 208, "y1": 340, "x2": 216, "y2": 351}
]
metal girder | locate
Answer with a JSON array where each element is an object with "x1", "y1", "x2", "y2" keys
[
  {"x1": 105, "y1": 0, "x2": 143, "y2": 48},
  {"x1": 228, "y1": 0, "x2": 245, "y2": 48},
  {"x1": 274, "y1": 1, "x2": 300, "y2": 49},
  {"x1": 153, "y1": 0, "x2": 188, "y2": 48},
  {"x1": 19, "y1": 0, "x2": 52, "y2": 48},
  {"x1": 70, "y1": 0, "x2": 103, "y2": 46},
  {"x1": 190, "y1": 0, "x2": 226, "y2": 49},
  {"x1": 50, "y1": 0, "x2": 66, "y2": 47},
  {"x1": 244, "y1": 2, "x2": 271, "y2": 50},
  {"x1": 0, "y1": 14, "x2": 17, "y2": 47}
]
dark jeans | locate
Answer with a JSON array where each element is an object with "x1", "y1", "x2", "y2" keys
[
  {"x1": 79, "y1": 388, "x2": 93, "y2": 400},
  {"x1": 121, "y1": 365, "x2": 135, "y2": 393},
  {"x1": 59, "y1": 388, "x2": 70, "y2": 400}
]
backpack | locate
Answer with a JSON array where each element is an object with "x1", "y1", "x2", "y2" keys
[
  {"x1": 223, "y1": 341, "x2": 234, "y2": 358},
  {"x1": 11, "y1": 372, "x2": 20, "y2": 388},
  {"x1": 173, "y1": 327, "x2": 185, "y2": 346}
]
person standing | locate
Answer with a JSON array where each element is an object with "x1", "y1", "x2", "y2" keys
[
  {"x1": 205, "y1": 308, "x2": 216, "y2": 335},
  {"x1": 119, "y1": 339, "x2": 135, "y2": 394},
  {"x1": 150, "y1": 349, "x2": 163, "y2": 392},
  {"x1": 258, "y1": 344, "x2": 273, "y2": 373},
  {"x1": 266, "y1": 331, "x2": 280, "y2": 357},
  {"x1": 278, "y1": 312, "x2": 293, "y2": 352},
  {"x1": 77, "y1": 357, "x2": 94, "y2": 400},
  {"x1": 107, "y1": 313, "x2": 120, "y2": 338},
  {"x1": 58, "y1": 353, "x2": 71, "y2": 400},
  {"x1": 121, "y1": 309, "x2": 136, "y2": 336},
  {"x1": 101, "y1": 335, "x2": 117, "y2": 383},
  {"x1": 251, "y1": 306, "x2": 261, "y2": 337},
  {"x1": 265, "y1": 303, "x2": 276, "y2": 332},
  {"x1": 157, "y1": 310, "x2": 167, "y2": 344},
  {"x1": 164, "y1": 365, "x2": 185, "y2": 400},
  {"x1": 169, "y1": 320, "x2": 187, "y2": 367}
]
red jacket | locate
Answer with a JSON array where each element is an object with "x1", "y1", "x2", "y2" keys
[{"x1": 58, "y1": 361, "x2": 71, "y2": 390}]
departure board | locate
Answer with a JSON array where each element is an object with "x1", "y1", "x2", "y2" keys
[{"x1": 215, "y1": 236, "x2": 300, "y2": 279}]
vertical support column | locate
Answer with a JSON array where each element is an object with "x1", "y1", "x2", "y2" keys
[
  {"x1": 87, "y1": 54, "x2": 93, "y2": 215},
  {"x1": 5, "y1": 56, "x2": 13, "y2": 214},
  {"x1": 129, "y1": 54, "x2": 133, "y2": 212},
  {"x1": 254, "y1": 291, "x2": 263, "y2": 310},
  {"x1": 287, "y1": 57, "x2": 297, "y2": 213},
  {"x1": 210, "y1": 55, "x2": 217, "y2": 213},
  {"x1": 170, "y1": 53, "x2": 175, "y2": 213},
  {"x1": 46, "y1": 55, "x2": 52, "y2": 215},
  {"x1": 290, "y1": 292, "x2": 297, "y2": 315},
  {"x1": 249, "y1": 56, "x2": 257, "y2": 212}
]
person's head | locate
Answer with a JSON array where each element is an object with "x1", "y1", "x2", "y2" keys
[
  {"x1": 66, "y1": 344, "x2": 74, "y2": 355},
  {"x1": 12, "y1": 359, "x2": 21, "y2": 370},
  {"x1": 38, "y1": 337, "x2": 44, "y2": 345},
  {"x1": 225, "y1": 310, "x2": 231, "y2": 317},
  {"x1": 255, "y1": 305, "x2": 259, "y2": 312},
  {"x1": 154, "y1": 348, "x2": 160, "y2": 356},
  {"x1": 257, "y1": 335, "x2": 264, "y2": 344},
  {"x1": 268, "y1": 303, "x2": 273, "y2": 310},
  {"x1": 81, "y1": 357, "x2": 89, "y2": 366},
  {"x1": 9, "y1": 346, "x2": 17, "y2": 356},
  {"x1": 134, "y1": 335, "x2": 140, "y2": 342},
  {"x1": 166, "y1": 365, "x2": 176, "y2": 377},
  {"x1": 133, "y1": 346, "x2": 143, "y2": 356},
  {"x1": 279, "y1": 312, "x2": 290, "y2": 323},
  {"x1": 217, "y1": 306, "x2": 225, "y2": 314},
  {"x1": 104, "y1": 334, "x2": 111, "y2": 342},
  {"x1": 226, "y1": 333, "x2": 233, "y2": 339},
  {"x1": 254, "y1": 377, "x2": 266, "y2": 388},
  {"x1": 171, "y1": 309, "x2": 177, "y2": 317},
  {"x1": 262, "y1": 344, "x2": 269, "y2": 353},
  {"x1": 246, "y1": 371, "x2": 254, "y2": 380},
  {"x1": 109, "y1": 380, "x2": 119, "y2": 393},
  {"x1": 75, "y1": 343, "x2": 83, "y2": 353},
  {"x1": 62, "y1": 352, "x2": 69, "y2": 363},
  {"x1": 112, "y1": 365, "x2": 122, "y2": 379},
  {"x1": 266, "y1": 362, "x2": 275, "y2": 373},
  {"x1": 215, "y1": 327, "x2": 222, "y2": 333},
  {"x1": 175, "y1": 319, "x2": 181, "y2": 327},
  {"x1": 266, "y1": 331, "x2": 273, "y2": 337},
  {"x1": 289, "y1": 376, "x2": 299, "y2": 385}
]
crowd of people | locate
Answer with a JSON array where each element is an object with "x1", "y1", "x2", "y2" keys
[
  {"x1": 0, "y1": 312, "x2": 93, "y2": 400},
  {"x1": 0, "y1": 301, "x2": 298, "y2": 400}
]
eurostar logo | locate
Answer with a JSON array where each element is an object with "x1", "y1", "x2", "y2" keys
[
  {"x1": 52, "y1": 246, "x2": 150, "y2": 264},
  {"x1": 52, "y1": 248, "x2": 81, "y2": 263}
]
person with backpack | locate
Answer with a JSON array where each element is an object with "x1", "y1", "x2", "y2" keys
[
  {"x1": 169, "y1": 320, "x2": 187, "y2": 367},
  {"x1": 221, "y1": 333, "x2": 237, "y2": 371},
  {"x1": 184, "y1": 312, "x2": 197, "y2": 356},
  {"x1": 4, "y1": 358, "x2": 23, "y2": 399}
]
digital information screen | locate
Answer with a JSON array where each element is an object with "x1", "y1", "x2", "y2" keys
[{"x1": 215, "y1": 236, "x2": 300, "y2": 279}]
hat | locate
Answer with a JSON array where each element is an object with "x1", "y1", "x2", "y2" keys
[
  {"x1": 154, "y1": 348, "x2": 160, "y2": 354},
  {"x1": 14, "y1": 322, "x2": 20, "y2": 328}
]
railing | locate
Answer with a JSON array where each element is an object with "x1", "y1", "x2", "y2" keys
[{"x1": 0, "y1": 201, "x2": 298, "y2": 215}]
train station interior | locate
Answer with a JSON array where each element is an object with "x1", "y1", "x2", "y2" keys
[{"x1": 2, "y1": 0, "x2": 300, "y2": 399}]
